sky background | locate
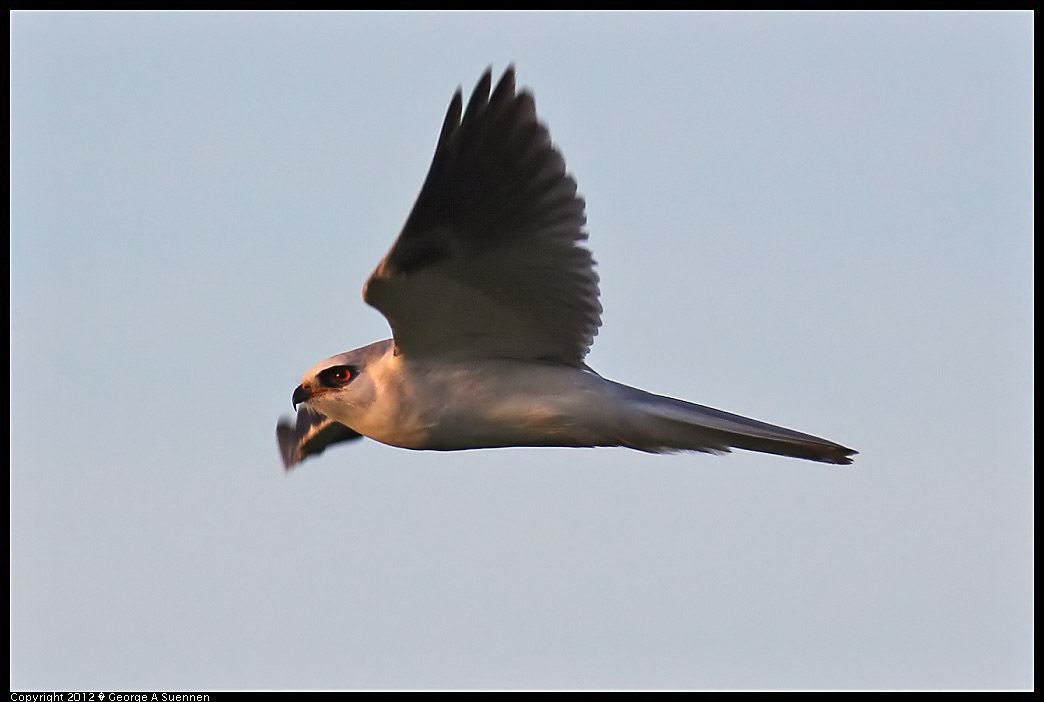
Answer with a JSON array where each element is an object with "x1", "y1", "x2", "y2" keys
[{"x1": 10, "y1": 11, "x2": 1033, "y2": 691}]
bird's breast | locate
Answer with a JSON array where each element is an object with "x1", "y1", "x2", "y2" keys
[{"x1": 380, "y1": 359, "x2": 618, "y2": 451}]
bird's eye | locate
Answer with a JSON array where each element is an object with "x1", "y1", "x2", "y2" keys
[{"x1": 319, "y1": 365, "x2": 355, "y2": 387}]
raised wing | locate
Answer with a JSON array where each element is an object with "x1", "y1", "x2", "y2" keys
[
  {"x1": 363, "y1": 67, "x2": 601, "y2": 366},
  {"x1": 276, "y1": 406, "x2": 363, "y2": 470}
]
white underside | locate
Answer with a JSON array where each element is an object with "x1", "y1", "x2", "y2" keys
[{"x1": 304, "y1": 343, "x2": 850, "y2": 462}]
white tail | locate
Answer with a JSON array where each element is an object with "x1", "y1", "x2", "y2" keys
[{"x1": 607, "y1": 380, "x2": 856, "y2": 464}]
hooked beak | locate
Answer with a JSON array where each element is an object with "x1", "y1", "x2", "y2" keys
[{"x1": 292, "y1": 384, "x2": 312, "y2": 410}]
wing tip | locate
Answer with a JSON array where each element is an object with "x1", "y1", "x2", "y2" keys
[
  {"x1": 275, "y1": 418, "x2": 302, "y2": 471},
  {"x1": 276, "y1": 407, "x2": 366, "y2": 472}
]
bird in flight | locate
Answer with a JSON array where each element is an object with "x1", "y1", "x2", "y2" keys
[{"x1": 276, "y1": 67, "x2": 856, "y2": 470}]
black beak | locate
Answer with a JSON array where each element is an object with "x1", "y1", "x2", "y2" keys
[{"x1": 292, "y1": 384, "x2": 312, "y2": 410}]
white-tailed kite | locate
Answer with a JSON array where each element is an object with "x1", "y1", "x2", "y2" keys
[{"x1": 276, "y1": 67, "x2": 856, "y2": 470}]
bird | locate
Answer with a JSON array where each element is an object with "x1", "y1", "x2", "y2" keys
[{"x1": 276, "y1": 66, "x2": 856, "y2": 470}]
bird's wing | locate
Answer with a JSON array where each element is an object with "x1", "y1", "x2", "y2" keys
[
  {"x1": 276, "y1": 406, "x2": 363, "y2": 470},
  {"x1": 363, "y1": 67, "x2": 601, "y2": 366}
]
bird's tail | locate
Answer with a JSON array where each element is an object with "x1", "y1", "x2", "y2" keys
[{"x1": 605, "y1": 380, "x2": 856, "y2": 465}]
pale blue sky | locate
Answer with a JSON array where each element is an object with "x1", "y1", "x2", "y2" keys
[{"x1": 10, "y1": 11, "x2": 1033, "y2": 691}]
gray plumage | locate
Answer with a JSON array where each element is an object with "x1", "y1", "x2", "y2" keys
[{"x1": 276, "y1": 67, "x2": 856, "y2": 470}]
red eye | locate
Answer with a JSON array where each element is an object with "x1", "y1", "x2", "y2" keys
[{"x1": 320, "y1": 366, "x2": 355, "y2": 387}]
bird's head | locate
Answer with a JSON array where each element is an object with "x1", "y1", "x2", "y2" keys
[{"x1": 290, "y1": 339, "x2": 392, "y2": 425}]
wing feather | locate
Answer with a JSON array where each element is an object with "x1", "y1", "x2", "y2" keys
[
  {"x1": 276, "y1": 406, "x2": 363, "y2": 470},
  {"x1": 364, "y1": 67, "x2": 601, "y2": 365}
]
